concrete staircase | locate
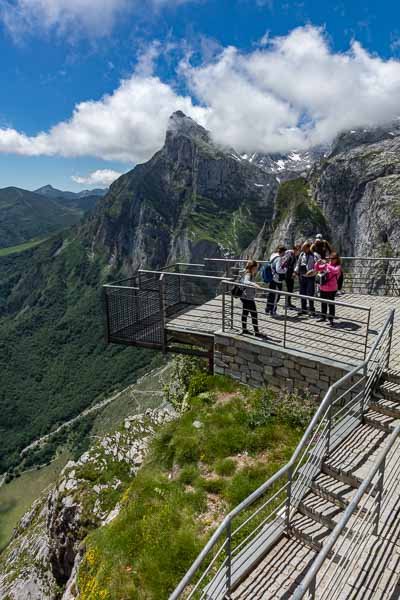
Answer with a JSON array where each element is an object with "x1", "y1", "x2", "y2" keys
[{"x1": 232, "y1": 369, "x2": 400, "y2": 599}]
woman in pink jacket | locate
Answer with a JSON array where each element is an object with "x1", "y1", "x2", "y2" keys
[{"x1": 315, "y1": 253, "x2": 342, "y2": 326}]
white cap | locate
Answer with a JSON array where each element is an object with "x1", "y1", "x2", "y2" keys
[{"x1": 315, "y1": 234, "x2": 323, "y2": 240}]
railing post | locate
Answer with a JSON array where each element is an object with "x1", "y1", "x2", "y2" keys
[
  {"x1": 159, "y1": 274, "x2": 167, "y2": 354},
  {"x1": 364, "y1": 308, "x2": 371, "y2": 361},
  {"x1": 103, "y1": 287, "x2": 111, "y2": 344},
  {"x1": 309, "y1": 575, "x2": 316, "y2": 599},
  {"x1": 226, "y1": 520, "x2": 232, "y2": 596},
  {"x1": 386, "y1": 311, "x2": 394, "y2": 369},
  {"x1": 374, "y1": 458, "x2": 385, "y2": 535},
  {"x1": 222, "y1": 282, "x2": 226, "y2": 332},
  {"x1": 325, "y1": 402, "x2": 333, "y2": 457},
  {"x1": 359, "y1": 363, "x2": 368, "y2": 424},
  {"x1": 230, "y1": 285, "x2": 234, "y2": 330},
  {"x1": 285, "y1": 465, "x2": 293, "y2": 529},
  {"x1": 283, "y1": 299, "x2": 288, "y2": 349}
]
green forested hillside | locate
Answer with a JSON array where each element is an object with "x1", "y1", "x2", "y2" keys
[
  {"x1": 0, "y1": 233, "x2": 154, "y2": 474},
  {"x1": 0, "y1": 187, "x2": 82, "y2": 249}
]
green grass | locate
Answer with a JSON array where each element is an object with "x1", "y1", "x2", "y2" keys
[
  {"x1": 0, "y1": 450, "x2": 71, "y2": 550},
  {"x1": 77, "y1": 375, "x2": 315, "y2": 600},
  {"x1": 0, "y1": 237, "x2": 48, "y2": 257}
]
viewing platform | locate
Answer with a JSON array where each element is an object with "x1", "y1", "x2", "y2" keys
[{"x1": 103, "y1": 257, "x2": 400, "y2": 370}]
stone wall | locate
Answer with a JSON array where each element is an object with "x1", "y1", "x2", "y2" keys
[{"x1": 214, "y1": 331, "x2": 357, "y2": 396}]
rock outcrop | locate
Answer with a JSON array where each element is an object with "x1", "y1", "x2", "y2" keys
[{"x1": 0, "y1": 407, "x2": 176, "y2": 600}]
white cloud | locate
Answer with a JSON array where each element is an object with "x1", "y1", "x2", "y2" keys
[
  {"x1": 1, "y1": 26, "x2": 400, "y2": 161},
  {"x1": 71, "y1": 169, "x2": 122, "y2": 186},
  {"x1": 1, "y1": 0, "x2": 193, "y2": 39}
]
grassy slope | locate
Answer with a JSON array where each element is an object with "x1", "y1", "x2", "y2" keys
[
  {"x1": 0, "y1": 233, "x2": 155, "y2": 474},
  {"x1": 0, "y1": 450, "x2": 71, "y2": 550},
  {"x1": 77, "y1": 374, "x2": 315, "y2": 600},
  {"x1": 273, "y1": 177, "x2": 328, "y2": 234},
  {"x1": 0, "y1": 237, "x2": 48, "y2": 257}
]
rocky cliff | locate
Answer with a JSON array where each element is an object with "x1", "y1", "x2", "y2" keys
[
  {"x1": 248, "y1": 125, "x2": 400, "y2": 259},
  {"x1": 83, "y1": 111, "x2": 279, "y2": 272}
]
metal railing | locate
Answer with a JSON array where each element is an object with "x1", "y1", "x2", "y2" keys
[
  {"x1": 205, "y1": 257, "x2": 400, "y2": 296},
  {"x1": 169, "y1": 309, "x2": 395, "y2": 600},
  {"x1": 292, "y1": 422, "x2": 400, "y2": 599},
  {"x1": 341, "y1": 257, "x2": 400, "y2": 296},
  {"x1": 103, "y1": 265, "x2": 229, "y2": 349},
  {"x1": 221, "y1": 280, "x2": 372, "y2": 366}
]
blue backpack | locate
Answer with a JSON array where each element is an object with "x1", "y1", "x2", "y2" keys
[{"x1": 261, "y1": 261, "x2": 274, "y2": 284}]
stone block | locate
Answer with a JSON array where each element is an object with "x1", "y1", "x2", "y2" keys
[
  {"x1": 275, "y1": 367, "x2": 289, "y2": 378},
  {"x1": 300, "y1": 367, "x2": 318, "y2": 381},
  {"x1": 264, "y1": 366, "x2": 274, "y2": 377},
  {"x1": 214, "y1": 366, "x2": 225, "y2": 376}
]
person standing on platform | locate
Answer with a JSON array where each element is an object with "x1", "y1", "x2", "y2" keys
[
  {"x1": 295, "y1": 241, "x2": 317, "y2": 316},
  {"x1": 285, "y1": 244, "x2": 301, "y2": 309},
  {"x1": 240, "y1": 260, "x2": 263, "y2": 337},
  {"x1": 315, "y1": 253, "x2": 342, "y2": 326}
]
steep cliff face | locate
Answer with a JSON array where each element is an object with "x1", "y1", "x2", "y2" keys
[
  {"x1": 84, "y1": 111, "x2": 279, "y2": 272},
  {"x1": 312, "y1": 135, "x2": 400, "y2": 256},
  {"x1": 248, "y1": 126, "x2": 400, "y2": 259}
]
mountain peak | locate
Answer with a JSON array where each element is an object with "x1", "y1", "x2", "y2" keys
[{"x1": 166, "y1": 111, "x2": 210, "y2": 143}]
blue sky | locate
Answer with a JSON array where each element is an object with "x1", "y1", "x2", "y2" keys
[{"x1": 1, "y1": 0, "x2": 400, "y2": 191}]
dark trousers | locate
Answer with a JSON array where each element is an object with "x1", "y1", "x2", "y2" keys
[
  {"x1": 267, "y1": 280, "x2": 282, "y2": 313},
  {"x1": 286, "y1": 275, "x2": 294, "y2": 305},
  {"x1": 241, "y1": 299, "x2": 259, "y2": 333},
  {"x1": 299, "y1": 276, "x2": 315, "y2": 313},
  {"x1": 320, "y1": 290, "x2": 336, "y2": 320}
]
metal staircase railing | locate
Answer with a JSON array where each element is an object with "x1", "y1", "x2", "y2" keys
[
  {"x1": 292, "y1": 421, "x2": 400, "y2": 599},
  {"x1": 169, "y1": 309, "x2": 395, "y2": 600}
]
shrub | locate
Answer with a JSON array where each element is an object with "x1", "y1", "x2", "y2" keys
[
  {"x1": 224, "y1": 464, "x2": 274, "y2": 507},
  {"x1": 198, "y1": 477, "x2": 226, "y2": 494},
  {"x1": 179, "y1": 465, "x2": 199, "y2": 485},
  {"x1": 215, "y1": 458, "x2": 236, "y2": 477}
]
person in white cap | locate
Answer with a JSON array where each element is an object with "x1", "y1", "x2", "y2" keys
[{"x1": 314, "y1": 234, "x2": 331, "y2": 259}]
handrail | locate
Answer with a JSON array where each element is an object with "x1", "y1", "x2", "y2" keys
[
  {"x1": 138, "y1": 268, "x2": 230, "y2": 281},
  {"x1": 292, "y1": 421, "x2": 400, "y2": 600},
  {"x1": 222, "y1": 280, "x2": 372, "y2": 311},
  {"x1": 169, "y1": 309, "x2": 395, "y2": 599}
]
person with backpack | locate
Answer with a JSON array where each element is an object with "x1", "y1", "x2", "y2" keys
[
  {"x1": 240, "y1": 260, "x2": 263, "y2": 336},
  {"x1": 314, "y1": 234, "x2": 331, "y2": 259},
  {"x1": 315, "y1": 252, "x2": 342, "y2": 326},
  {"x1": 294, "y1": 241, "x2": 317, "y2": 315},
  {"x1": 266, "y1": 245, "x2": 287, "y2": 315},
  {"x1": 285, "y1": 244, "x2": 301, "y2": 308}
]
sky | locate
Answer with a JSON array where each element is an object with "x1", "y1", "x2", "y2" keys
[{"x1": 1, "y1": 0, "x2": 400, "y2": 191}]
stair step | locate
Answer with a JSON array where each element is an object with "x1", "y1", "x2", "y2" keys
[
  {"x1": 364, "y1": 408, "x2": 399, "y2": 433},
  {"x1": 369, "y1": 397, "x2": 400, "y2": 419},
  {"x1": 322, "y1": 422, "x2": 387, "y2": 485},
  {"x1": 383, "y1": 368, "x2": 400, "y2": 385},
  {"x1": 321, "y1": 462, "x2": 363, "y2": 489},
  {"x1": 378, "y1": 381, "x2": 400, "y2": 403},
  {"x1": 298, "y1": 491, "x2": 344, "y2": 530},
  {"x1": 311, "y1": 472, "x2": 356, "y2": 510},
  {"x1": 289, "y1": 513, "x2": 334, "y2": 556},
  {"x1": 231, "y1": 535, "x2": 317, "y2": 599}
]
